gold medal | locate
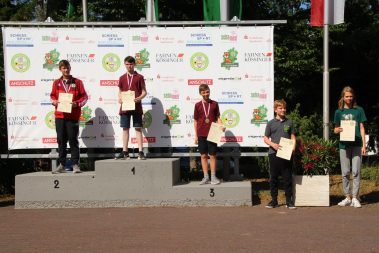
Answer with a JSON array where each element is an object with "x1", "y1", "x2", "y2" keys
[{"x1": 205, "y1": 118, "x2": 210, "y2": 124}]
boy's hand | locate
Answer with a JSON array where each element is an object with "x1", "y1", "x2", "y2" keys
[
  {"x1": 194, "y1": 136, "x2": 198, "y2": 144},
  {"x1": 334, "y1": 127, "x2": 343, "y2": 134},
  {"x1": 272, "y1": 143, "x2": 280, "y2": 151},
  {"x1": 52, "y1": 100, "x2": 58, "y2": 106}
]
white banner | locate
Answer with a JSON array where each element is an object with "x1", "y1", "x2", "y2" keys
[{"x1": 3, "y1": 26, "x2": 274, "y2": 149}]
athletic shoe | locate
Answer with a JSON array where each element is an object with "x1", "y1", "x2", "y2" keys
[
  {"x1": 138, "y1": 151, "x2": 146, "y2": 160},
  {"x1": 338, "y1": 197, "x2": 352, "y2": 206},
  {"x1": 265, "y1": 200, "x2": 279, "y2": 209},
  {"x1": 211, "y1": 176, "x2": 221, "y2": 185},
  {"x1": 73, "y1": 164, "x2": 82, "y2": 174},
  {"x1": 199, "y1": 177, "x2": 210, "y2": 185},
  {"x1": 52, "y1": 164, "x2": 65, "y2": 174},
  {"x1": 286, "y1": 201, "x2": 297, "y2": 209},
  {"x1": 351, "y1": 198, "x2": 362, "y2": 208},
  {"x1": 115, "y1": 151, "x2": 130, "y2": 160}
]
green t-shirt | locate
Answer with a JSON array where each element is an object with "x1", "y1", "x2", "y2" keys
[{"x1": 334, "y1": 107, "x2": 367, "y2": 149}]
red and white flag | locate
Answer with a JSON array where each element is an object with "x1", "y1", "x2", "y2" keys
[{"x1": 311, "y1": 0, "x2": 345, "y2": 27}]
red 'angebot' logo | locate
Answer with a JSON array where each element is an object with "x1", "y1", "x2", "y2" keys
[
  {"x1": 131, "y1": 137, "x2": 156, "y2": 144},
  {"x1": 187, "y1": 79, "x2": 213, "y2": 85},
  {"x1": 42, "y1": 137, "x2": 57, "y2": 143},
  {"x1": 220, "y1": 136, "x2": 243, "y2": 142},
  {"x1": 9, "y1": 80, "x2": 36, "y2": 86},
  {"x1": 100, "y1": 80, "x2": 119, "y2": 86}
]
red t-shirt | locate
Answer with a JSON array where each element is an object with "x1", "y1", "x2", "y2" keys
[
  {"x1": 50, "y1": 76, "x2": 88, "y2": 121},
  {"x1": 194, "y1": 99, "x2": 220, "y2": 137},
  {"x1": 118, "y1": 71, "x2": 145, "y2": 114}
]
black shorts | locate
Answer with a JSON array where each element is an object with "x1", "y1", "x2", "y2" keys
[{"x1": 198, "y1": 136, "x2": 217, "y2": 155}]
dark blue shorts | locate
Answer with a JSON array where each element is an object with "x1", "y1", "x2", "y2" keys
[
  {"x1": 198, "y1": 136, "x2": 217, "y2": 155},
  {"x1": 120, "y1": 112, "x2": 142, "y2": 128}
]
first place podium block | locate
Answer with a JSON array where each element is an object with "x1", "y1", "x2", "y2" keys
[{"x1": 15, "y1": 158, "x2": 252, "y2": 209}]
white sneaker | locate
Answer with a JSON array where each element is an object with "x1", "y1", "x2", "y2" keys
[
  {"x1": 73, "y1": 164, "x2": 82, "y2": 174},
  {"x1": 351, "y1": 198, "x2": 362, "y2": 208},
  {"x1": 199, "y1": 178, "x2": 210, "y2": 185},
  {"x1": 211, "y1": 176, "x2": 221, "y2": 185},
  {"x1": 338, "y1": 197, "x2": 352, "y2": 206},
  {"x1": 52, "y1": 164, "x2": 65, "y2": 174}
]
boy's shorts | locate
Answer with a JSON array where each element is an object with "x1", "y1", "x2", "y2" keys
[
  {"x1": 198, "y1": 136, "x2": 217, "y2": 155},
  {"x1": 120, "y1": 112, "x2": 143, "y2": 128}
]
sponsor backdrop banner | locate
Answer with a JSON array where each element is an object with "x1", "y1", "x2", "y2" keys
[{"x1": 3, "y1": 27, "x2": 274, "y2": 149}]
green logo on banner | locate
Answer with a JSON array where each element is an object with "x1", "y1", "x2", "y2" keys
[
  {"x1": 80, "y1": 106, "x2": 93, "y2": 127},
  {"x1": 43, "y1": 49, "x2": 60, "y2": 71},
  {"x1": 221, "y1": 48, "x2": 239, "y2": 70},
  {"x1": 251, "y1": 105, "x2": 268, "y2": 126},
  {"x1": 222, "y1": 109, "x2": 240, "y2": 128},
  {"x1": 143, "y1": 111, "x2": 153, "y2": 129},
  {"x1": 190, "y1": 52, "x2": 209, "y2": 71},
  {"x1": 163, "y1": 105, "x2": 181, "y2": 128},
  {"x1": 45, "y1": 111, "x2": 55, "y2": 129},
  {"x1": 135, "y1": 49, "x2": 150, "y2": 71},
  {"x1": 11, "y1": 53, "x2": 30, "y2": 73},
  {"x1": 102, "y1": 53, "x2": 121, "y2": 72}
]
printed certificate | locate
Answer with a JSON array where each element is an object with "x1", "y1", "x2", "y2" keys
[
  {"x1": 340, "y1": 120, "x2": 356, "y2": 142},
  {"x1": 57, "y1": 93, "x2": 73, "y2": 113},
  {"x1": 276, "y1": 137, "x2": 295, "y2": 160},
  {"x1": 121, "y1": 91, "x2": 135, "y2": 111},
  {"x1": 207, "y1": 122, "x2": 224, "y2": 144}
]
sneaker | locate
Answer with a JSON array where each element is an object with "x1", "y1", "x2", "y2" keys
[
  {"x1": 211, "y1": 176, "x2": 221, "y2": 185},
  {"x1": 115, "y1": 151, "x2": 130, "y2": 160},
  {"x1": 286, "y1": 201, "x2": 297, "y2": 209},
  {"x1": 73, "y1": 164, "x2": 81, "y2": 174},
  {"x1": 138, "y1": 151, "x2": 146, "y2": 160},
  {"x1": 351, "y1": 198, "x2": 362, "y2": 208},
  {"x1": 52, "y1": 164, "x2": 65, "y2": 174},
  {"x1": 199, "y1": 177, "x2": 210, "y2": 185},
  {"x1": 265, "y1": 200, "x2": 279, "y2": 209},
  {"x1": 338, "y1": 197, "x2": 352, "y2": 207}
]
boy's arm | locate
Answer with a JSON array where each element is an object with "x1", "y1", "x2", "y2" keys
[
  {"x1": 291, "y1": 134, "x2": 296, "y2": 152},
  {"x1": 50, "y1": 81, "x2": 59, "y2": 106},
  {"x1": 194, "y1": 119, "x2": 198, "y2": 144},
  {"x1": 263, "y1": 136, "x2": 280, "y2": 151},
  {"x1": 135, "y1": 79, "x2": 147, "y2": 102},
  {"x1": 360, "y1": 123, "x2": 366, "y2": 155},
  {"x1": 118, "y1": 89, "x2": 122, "y2": 104},
  {"x1": 217, "y1": 117, "x2": 226, "y2": 132}
]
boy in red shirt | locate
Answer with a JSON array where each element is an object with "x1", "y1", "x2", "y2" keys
[
  {"x1": 194, "y1": 84, "x2": 224, "y2": 185},
  {"x1": 50, "y1": 60, "x2": 88, "y2": 174},
  {"x1": 116, "y1": 56, "x2": 147, "y2": 160}
]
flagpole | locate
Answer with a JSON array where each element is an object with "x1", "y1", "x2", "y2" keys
[
  {"x1": 323, "y1": 0, "x2": 330, "y2": 140},
  {"x1": 82, "y1": 0, "x2": 87, "y2": 22},
  {"x1": 220, "y1": 0, "x2": 229, "y2": 21}
]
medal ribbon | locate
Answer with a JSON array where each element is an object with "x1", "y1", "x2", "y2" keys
[
  {"x1": 201, "y1": 100, "x2": 210, "y2": 121},
  {"x1": 127, "y1": 73, "x2": 134, "y2": 90}
]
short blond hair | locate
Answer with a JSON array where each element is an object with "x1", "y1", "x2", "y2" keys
[{"x1": 274, "y1": 99, "x2": 287, "y2": 110}]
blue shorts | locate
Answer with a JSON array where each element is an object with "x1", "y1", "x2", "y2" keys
[{"x1": 120, "y1": 112, "x2": 142, "y2": 128}]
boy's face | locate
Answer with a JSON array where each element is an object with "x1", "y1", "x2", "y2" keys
[
  {"x1": 275, "y1": 105, "x2": 286, "y2": 118},
  {"x1": 200, "y1": 89, "x2": 210, "y2": 100},
  {"x1": 125, "y1": 61, "x2": 135, "y2": 73},
  {"x1": 59, "y1": 65, "x2": 71, "y2": 78}
]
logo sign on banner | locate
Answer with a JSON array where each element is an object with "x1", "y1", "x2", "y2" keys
[{"x1": 2, "y1": 26, "x2": 274, "y2": 149}]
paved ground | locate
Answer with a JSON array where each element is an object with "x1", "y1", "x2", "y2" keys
[{"x1": 0, "y1": 202, "x2": 378, "y2": 253}]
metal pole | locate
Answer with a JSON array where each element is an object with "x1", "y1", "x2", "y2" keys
[
  {"x1": 82, "y1": 0, "x2": 87, "y2": 22},
  {"x1": 220, "y1": 0, "x2": 229, "y2": 21},
  {"x1": 323, "y1": 0, "x2": 330, "y2": 140},
  {"x1": 146, "y1": 0, "x2": 154, "y2": 22}
]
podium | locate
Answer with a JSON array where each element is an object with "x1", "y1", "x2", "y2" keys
[{"x1": 15, "y1": 158, "x2": 252, "y2": 209}]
